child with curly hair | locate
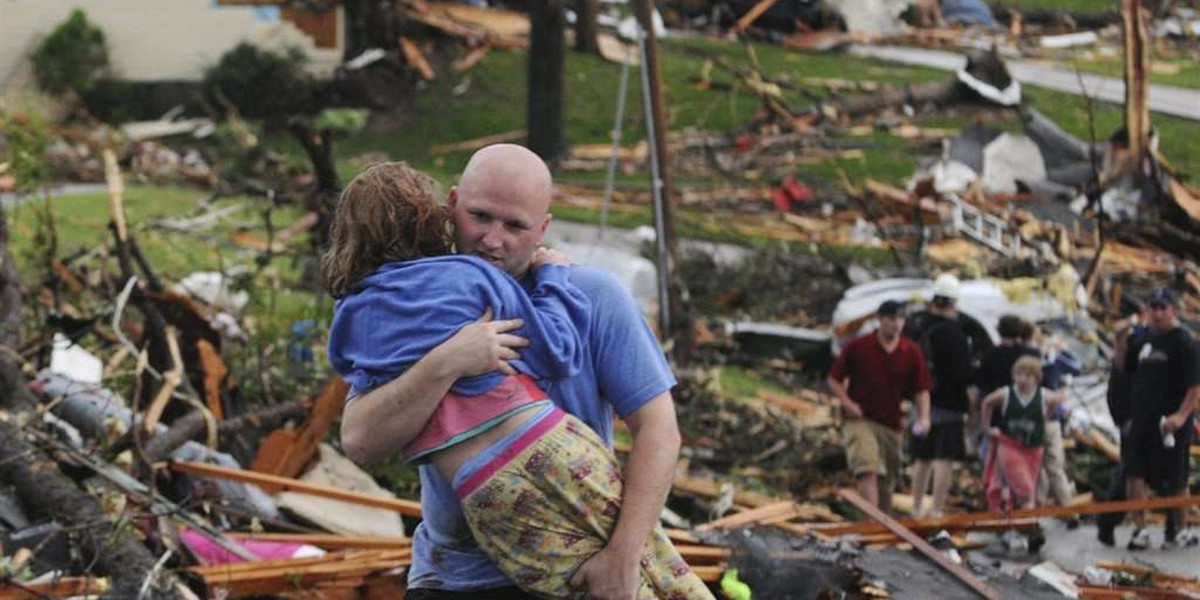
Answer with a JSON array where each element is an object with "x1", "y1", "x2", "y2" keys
[{"x1": 324, "y1": 162, "x2": 712, "y2": 599}]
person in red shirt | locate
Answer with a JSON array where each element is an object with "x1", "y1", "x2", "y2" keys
[{"x1": 828, "y1": 300, "x2": 933, "y2": 512}]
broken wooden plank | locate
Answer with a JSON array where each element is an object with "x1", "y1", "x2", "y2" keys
[
  {"x1": 690, "y1": 565, "x2": 726, "y2": 583},
  {"x1": 0, "y1": 577, "x2": 110, "y2": 600},
  {"x1": 811, "y1": 494, "x2": 1200, "y2": 538},
  {"x1": 250, "y1": 376, "x2": 349, "y2": 478},
  {"x1": 196, "y1": 339, "x2": 228, "y2": 421},
  {"x1": 676, "y1": 545, "x2": 732, "y2": 563},
  {"x1": 731, "y1": 0, "x2": 783, "y2": 33},
  {"x1": 226, "y1": 532, "x2": 411, "y2": 550},
  {"x1": 169, "y1": 460, "x2": 424, "y2": 517},
  {"x1": 839, "y1": 488, "x2": 1005, "y2": 600},
  {"x1": 1078, "y1": 585, "x2": 1193, "y2": 600},
  {"x1": 452, "y1": 45, "x2": 491, "y2": 73},
  {"x1": 399, "y1": 37, "x2": 436, "y2": 81},
  {"x1": 697, "y1": 500, "x2": 798, "y2": 531},
  {"x1": 430, "y1": 129, "x2": 525, "y2": 155}
]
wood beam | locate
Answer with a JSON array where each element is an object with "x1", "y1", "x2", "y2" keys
[
  {"x1": 840, "y1": 489, "x2": 1005, "y2": 600},
  {"x1": 169, "y1": 460, "x2": 424, "y2": 517}
]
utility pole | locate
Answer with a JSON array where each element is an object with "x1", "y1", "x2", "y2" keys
[{"x1": 633, "y1": 0, "x2": 691, "y2": 363}]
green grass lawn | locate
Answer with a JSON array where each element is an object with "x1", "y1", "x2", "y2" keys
[
  {"x1": 319, "y1": 35, "x2": 1200, "y2": 194},
  {"x1": 7, "y1": 186, "x2": 325, "y2": 335}
]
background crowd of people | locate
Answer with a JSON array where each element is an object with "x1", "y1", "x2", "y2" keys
[{"x1": 827, "y1": 276, "x2": 1198, "y2": 551}]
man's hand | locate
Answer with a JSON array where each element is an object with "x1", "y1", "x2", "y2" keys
[
  {"x1": 1162, "y1": 411, "x2": 1189, "y2": 433},
  {"x1": 434, "y1": 308, "x2": 528, "y2": 377},
  {"x1": 842, "y1": 398, "x2": 863, "y2": 418},
  {"x1": 914, "y1": 416, "x2": 931, "y2": 437},
  {"x1": 568, "y1": 546, "x2": 641, "y2": 600}
]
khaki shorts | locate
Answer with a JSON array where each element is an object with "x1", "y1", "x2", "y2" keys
[{"x1": 843, "y1": 418, "x2": 903, "y2": 492}]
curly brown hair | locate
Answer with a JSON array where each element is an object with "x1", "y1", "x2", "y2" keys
[{"x1": 321, "y1": 162, "x2": 453, "y2": 298}]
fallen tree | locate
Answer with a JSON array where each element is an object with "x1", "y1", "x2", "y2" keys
[{"x1": 0, "y1": 206, "x2": 185, "y2": 600}]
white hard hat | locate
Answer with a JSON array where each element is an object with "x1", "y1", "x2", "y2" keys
[{"x1": 932, "y1": 273, "x2": 960, "y2": 300}]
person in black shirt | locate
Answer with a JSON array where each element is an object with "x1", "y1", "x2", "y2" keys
[
  {"x1": 912, "y1": 274, "x2": 973, "y2": 517},
  {"x1": 1114, "y1": 287, "x2": 1200, "y2": 550},
  {"x1": 1097, "y1": 304, "x2": 1148, "y2": 546}
]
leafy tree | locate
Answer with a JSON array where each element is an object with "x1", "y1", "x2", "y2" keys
[{"x1": 32, "y1": 9, "x2": 109, "y2": 96}]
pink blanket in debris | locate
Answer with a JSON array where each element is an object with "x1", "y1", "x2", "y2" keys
[{"x1": 983, "y1": 433, "x2": 1045, "y2": 512}]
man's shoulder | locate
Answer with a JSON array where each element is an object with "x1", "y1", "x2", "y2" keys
[{"x1": 565, "y1": 265, "x2": 627, "y2": 297}]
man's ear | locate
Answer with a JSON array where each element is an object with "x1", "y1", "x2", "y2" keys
[{"x1": 448, "y1": 186, "x2": 458, "y2": 208}]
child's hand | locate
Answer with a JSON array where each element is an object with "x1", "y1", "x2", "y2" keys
[
  {"x1": 531, "y1": 247, "x2": 570, "y2": 267},
  {"x1": 988, "y1": 427, "x2": 1002, "y2": 439}
]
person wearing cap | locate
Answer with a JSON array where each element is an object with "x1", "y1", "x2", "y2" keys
[
  {"x1": 1113, "y1": 287, "x2": 1200, "y2": 550},
  {"x1": 911, "y1": 273, "x2": 973, "y2": 517},
  {"x1": 828, "y1": 300, "x2": 933, "y2": 513}
]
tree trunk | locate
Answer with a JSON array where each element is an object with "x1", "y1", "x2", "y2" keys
[
  {"x1": 575, "y1": 0, "x2": 602, "y2": 54},
  {"x1": 528, "y1": 0, "x2": 568, "y2": 162},
  {"x1": 341, "y1": 0, "x2": 401, "y2": 62}
]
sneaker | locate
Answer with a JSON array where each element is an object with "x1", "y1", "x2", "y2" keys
[
  {"x1": 1163, "y1": 529, "x2": 1200, "y2": 550},
  {"x1": 1097, "y1": 524, "x2": 1115, "y2": 547},
  {"x1": 1127, "y1": 527, "x2": 1151, "y2": 551}
]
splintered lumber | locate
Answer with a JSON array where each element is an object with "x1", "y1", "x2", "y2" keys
[
  {"x1": 839, "y1": 489, "x2": 1004, "y2": 600},
  {"x1": 1078, "y1": 585, "x2": 1193, "y2": 600},
  {"x1": 196, "y1": 339, "x2": 228, "y2": 421},
  {"x1": 0, "y1": 577, "x2": 110, "y2": 600},
  {"x1": 672, "y1": 472, "x2": 785, "y2": 509},
  {"x1": 1096, "y1": 563, "x2": 1200, "y2": 594},
  {"x1": 731, "y1": 0, "x2": 782, "y2": 33},
  {"x1": 251, "y1": 376, "x2": 349, "y2": 478},
  {"x1": 399, "y1": 37, "x2": 436, "y2": 81},
  {"x1": 169, "y1": 460, "x2": 424, "y2": 517},
  {"x1": 194, "y1": 549, "x2": 411, "y2": 598},
  {"x1": 809, "y1": 494, "x2": 1200, "y2": 538},
  {"x1": 453, "y1": 45, "x2": 491, "y2": 72},
  {"x1": 430, "y1": 129, "x2": 525, "y2": 155},
  {"x1": 665, "y1": 528, "x2": 700, "y2": 544},
  {"x1": 676, "y1": 545, "x2": 732, "y2": 564},
  {"x1": 1071, "y1": 427, "x2": 1121, "y2": 462},
  {"x1": 865, "y1": 179, "x2": 943, "y2": 221},
  {"x1": 1123, "y1": 0, "x2": 1150, "y2": 169},
  {"x1": 698, "y1": 500, "x2": 839, "y2": 531},
  {"x1": 690, "y1": 565, "x2": 726, "y2": 583},
  {"x1": 226, "y1": 532, "x2": 412, "y2": 550},
  {"x1": 698, "y1": 500, "x2": 798, "y2": 531}
]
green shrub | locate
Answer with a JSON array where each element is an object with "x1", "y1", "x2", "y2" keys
[
  {"x1": 32, "y1": 9, "x2": 109, "y2": 96},
  {"x1": 204, "y1": 43, "x2": 314, "y2": 119}
]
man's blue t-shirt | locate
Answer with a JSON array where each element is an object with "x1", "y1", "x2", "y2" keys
[{"x1": 405, "y1": 265, "x2": 676, "y2": 591}]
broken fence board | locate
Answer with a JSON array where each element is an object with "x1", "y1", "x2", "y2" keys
[
  {"x1": 169, "y1": 460, "x2": 424, "y2": 517},
  {"x1": 811, "y1": 494, "x2": 1200, "y2": 538},
  {"x1": 399, "y1": 37, "x2": 436, "y2": 81},
  {"x1": 732, "y1": 0, "x2": 783, "y2": 32},
  {"x1": 226, "y1": 532, "x2": 411, "y2": 550}
]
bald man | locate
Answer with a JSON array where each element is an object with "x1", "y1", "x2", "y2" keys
[{"x1": 340, "y1": 145, "x2": 682, "y2": 600}]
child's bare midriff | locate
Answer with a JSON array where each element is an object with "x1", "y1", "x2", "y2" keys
[{"x1": 427, "y1": 405, "x2": 542, "y2": 485}]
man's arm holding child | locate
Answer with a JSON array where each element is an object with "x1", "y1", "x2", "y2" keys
[
  {"x1": 569, "y1": 392, "x2": 680, "y2": 600},
  {"x1": 340, "y1": 309, "x2": 527, "y2": 466}
]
